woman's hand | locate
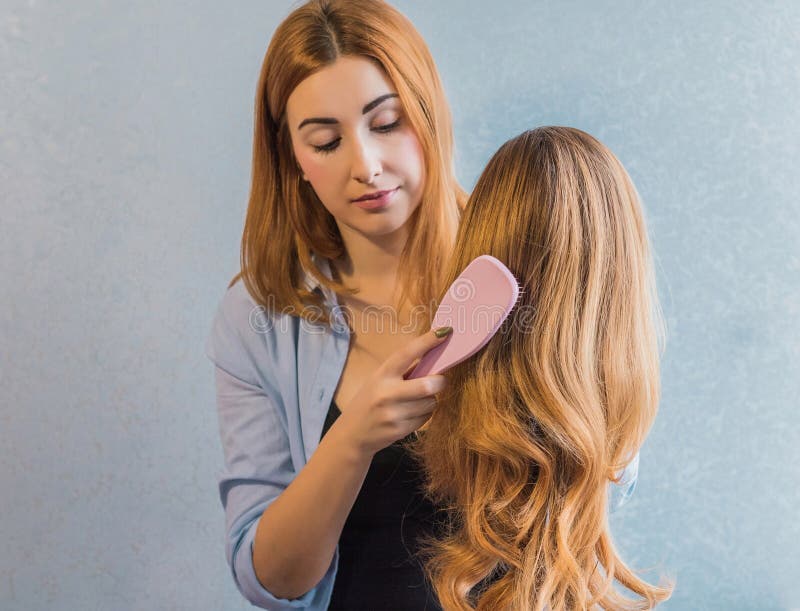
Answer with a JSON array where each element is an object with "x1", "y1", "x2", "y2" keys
[{"x1": 336, "y1": 327, "x2": 453, "y2": 457}]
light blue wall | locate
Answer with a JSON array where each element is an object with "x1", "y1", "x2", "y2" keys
[{"x1": 2, "y1": 1, "x2": 798, "y2": 609}]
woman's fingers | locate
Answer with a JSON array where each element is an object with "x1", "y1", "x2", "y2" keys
[
  {"x1": 339, "y1": 328, "x2": 452, "y2": 455},
  {"x1": 394, "y1": 397, "x2": 438, "y2": 422},
  {"x1": 392, "y1": 375, "x2": 447, "y2": 402},
  {"x1": 386, "y1": 327, "x2": 453, "y2": 377}
]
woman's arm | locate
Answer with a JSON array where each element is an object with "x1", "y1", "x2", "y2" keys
[
  {"x1": 213, "y1": 366, "x2": 339, "y2": 609},
  {"x1": 208, "y1": 283, "x2": 450, "y2": 606},
  {"x1": 208, "y1": 282, "x2": 348, "y2": 609},
  {"x1": 252, "y1": 328, "x2": 451, "y2": 597},
  {"x1": 252, "y1": 415, "x2": 372, "y2": 599}
]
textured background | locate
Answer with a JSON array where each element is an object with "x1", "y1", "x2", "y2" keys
[{"x1": 2, "y1": 1, "x2": 798, "y2": 610}]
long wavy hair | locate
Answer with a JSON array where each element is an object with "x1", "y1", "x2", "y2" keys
[
  {"x1": 406, "y1": 127, "x2": 675, "y2": 610},
  {"x1": 230, "y1": 0, "x2": 466, "y2": 326}
]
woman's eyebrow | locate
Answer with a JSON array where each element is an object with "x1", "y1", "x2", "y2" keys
[{"x1": 297, "y1": 93, "x2": 399, "y2": 130}]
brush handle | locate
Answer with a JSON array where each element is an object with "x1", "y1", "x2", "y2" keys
[{"x1": 406, "y1": 340, "x2": 450, "y2": 379}]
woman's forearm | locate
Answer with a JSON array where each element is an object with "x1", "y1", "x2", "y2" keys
[{"x1": 252, "y1": 417, "x2": 373, "y2": 599}]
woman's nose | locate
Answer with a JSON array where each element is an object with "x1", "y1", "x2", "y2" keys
[{"x1": 350, "y1": 136, "x2": 382, "y2": 184}]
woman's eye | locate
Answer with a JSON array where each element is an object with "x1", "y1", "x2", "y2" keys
[
  {"x1": 312, "y1": 138, "x2": 341, "y2": 154},
  {"x1": 311, "y1": 119, "x2": 400, "y2": 155},
  {"x1": 373, "y1": 119, "x2": 400, "y2": 133}
]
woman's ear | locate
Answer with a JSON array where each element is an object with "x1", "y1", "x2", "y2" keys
[{"x1": 293, "y1": 155, "x2": 309, "y2": 182}]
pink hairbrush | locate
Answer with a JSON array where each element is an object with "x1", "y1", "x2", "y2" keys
[{"x1": 406, "y1": 255, "x2": 522, "y2": 379}]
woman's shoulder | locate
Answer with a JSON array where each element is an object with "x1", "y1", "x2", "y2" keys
[
  {"x1": 213, "y1": 277, "x2": 301, "y2": 334},
  {"x1": 216, "y1": 276, "x2": 266, "y2": 317},
  {"x1": 205, "y1": 277, "x2": 302, "y2": 386}
]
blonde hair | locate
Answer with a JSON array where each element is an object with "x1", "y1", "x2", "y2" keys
[
  {"x1": 230, "y1": 0, "x2": 466, "y2": 325},
  {"x1": 407, "y1": 127, "x2": 675, "y2": 609}
]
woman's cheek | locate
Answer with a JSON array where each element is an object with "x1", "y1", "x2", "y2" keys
[
  {"x1": 398, "y1": 131, "x2": 426, "y2": 193},
  {"x1": 296, "y1": 155, "x2": 344, "y2": 214},
  {"x1": 294, "y1": 149, "x2": 315, "y2": 179},
  {"x1": 297, "y1": 154, "x2": 329, "y2": 190}
]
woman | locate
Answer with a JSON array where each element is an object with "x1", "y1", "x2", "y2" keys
[
  {"x1": 206, "y1": 1, "x2": 465, "y2": 609},
  {"x1": 206, "y1": 2, "x2": 640, "y2": 609},
  {"x1": 406, "y1": 127, "x2": 675, "y2": 610}
]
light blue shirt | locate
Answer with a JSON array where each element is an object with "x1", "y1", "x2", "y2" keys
[{"x1": 205, "y1": 255, "x2": 640, "y2": 610}]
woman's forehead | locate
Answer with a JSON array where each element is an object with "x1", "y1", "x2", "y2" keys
[{"x1": 286, "y1": 56, "x2": 398, "y2": 128}]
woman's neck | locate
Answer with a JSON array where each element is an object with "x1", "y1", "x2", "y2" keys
[
  {"x1": 330, "y1": 223, "x2": 427, "y2": 332},
  {"x1": 332, "y1": 224, "x2": 407, "y2": 299}
]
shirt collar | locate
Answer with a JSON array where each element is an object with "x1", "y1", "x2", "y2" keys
[
  {"x1": 303, "y1": 252, "x2": 337, "y2": 305},
  {"x1": 302, "y1": 253, "x2": 350, "y2": 332}
]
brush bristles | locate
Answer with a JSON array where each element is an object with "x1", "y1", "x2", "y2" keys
[{"x1": 512, "y1": 282, "x2": 526, "y2": 309}]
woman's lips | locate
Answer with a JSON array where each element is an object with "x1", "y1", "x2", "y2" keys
[{"x1": 352, "y1": 187, "x2": 399, "y2": 210}]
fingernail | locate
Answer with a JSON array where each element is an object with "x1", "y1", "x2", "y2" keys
[{"x1": 434, "y1": 326, "x2": 453, "y2": 338}]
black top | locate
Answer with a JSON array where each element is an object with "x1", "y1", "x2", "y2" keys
[{"x1": 320, "y1": 399, "x2": 445, "y2": 611}]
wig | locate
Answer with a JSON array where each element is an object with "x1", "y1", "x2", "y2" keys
[
  {"x1": 406, "y1": 127, "x2": 675, "y2": 610},
  {"x1": 231, "y1": 0, "x2": 467, "y2": 326}
]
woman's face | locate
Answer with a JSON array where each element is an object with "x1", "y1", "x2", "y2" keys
[{"x1": 285, "y1": 55, "x2": 426, "y2": 239}]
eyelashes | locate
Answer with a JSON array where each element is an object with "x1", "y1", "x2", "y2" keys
[{"x1": 312, "y1": 119, "x2": 402, "y2": 155}]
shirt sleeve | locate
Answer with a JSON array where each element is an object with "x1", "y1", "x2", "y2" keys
[
  {"x1": 607, "y1": 450, "x2": 640, "y2": 513},
  {"x1": 206, "y1": 288, "x2": 337, "y2": 609}
]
